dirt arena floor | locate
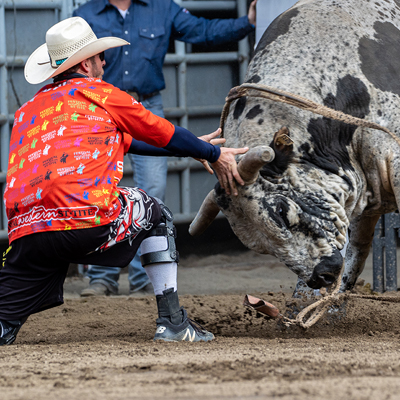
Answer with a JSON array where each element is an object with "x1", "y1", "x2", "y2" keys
[{"x1": 2, "y1": 250, "x2": 400, "y2": 400}]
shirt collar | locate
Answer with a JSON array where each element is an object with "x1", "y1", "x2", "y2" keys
[{"x1": 95, "y1": 0, "x2": 149, "y2": 14}]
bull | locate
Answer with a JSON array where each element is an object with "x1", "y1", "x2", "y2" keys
[{"x1": 190, "y1": 0, "x2": 400, "y2": 293}]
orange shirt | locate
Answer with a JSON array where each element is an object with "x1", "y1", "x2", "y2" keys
[{"x1": 5, "y1": 77, "x2": 174, "y2": 243}]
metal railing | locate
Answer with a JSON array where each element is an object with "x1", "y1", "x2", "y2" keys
[{"x1": 372, "y1": 213, "x2": 399, "y2": 292}]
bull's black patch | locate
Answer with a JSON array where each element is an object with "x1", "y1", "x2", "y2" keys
[
  {"x1": 245, "y1": 105, "x2": 263, "y2": 120},
  {"x1": 301, "y1": 75, "x2": 370, "y2": 179},
  {"x1": 233, "y1": 97, "x2": 247, "y2": 120},
  {"x1": 359, "y1": 21, "x2": 400, "y2": 95},
  {"x1": 214, "y1": 182, "x2": 230, "y2": 210},
  {"x1": 247, "y1": 75, "x2": 261, "y2": 84},
  {"x1": 254, "y1": 8, "x2": 300, "y2": 55}
]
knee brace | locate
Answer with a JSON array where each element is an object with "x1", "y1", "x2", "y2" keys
[{"x1": 140, "y1": 205, "x2": 179, "y2": 266}]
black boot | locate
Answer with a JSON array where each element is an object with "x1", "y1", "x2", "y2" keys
[
  {"x1": 0, "y1": 319, "x2": 26, "y2": 346},
  {"x1": 154, "y1": 288, "x2": 214, "y2": 342}
]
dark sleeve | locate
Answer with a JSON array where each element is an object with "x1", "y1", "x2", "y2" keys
[
  {"x1": 127, "y1": 137, "x2": 177, "y2": 156},
  {"x1": 170, "y1": 3, "x2": 254, "y2": 46},
  {"x1": 164, "y1": 126, "x2": 221, "y2": 162},
  {"x1": 127, "y1": 126, "x2": 221, "y2": 162}
]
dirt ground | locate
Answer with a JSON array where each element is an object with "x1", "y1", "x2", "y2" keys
[{"x1": 2, "y1": 250, "x2": 400, "y2": 400}]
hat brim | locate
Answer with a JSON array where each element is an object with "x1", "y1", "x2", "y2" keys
[{"x1": 25, "y1": 37, "x2": 129, "y2": 85}]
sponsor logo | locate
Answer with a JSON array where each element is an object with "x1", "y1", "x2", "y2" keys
[
  {"x1": 50, "y1": 90, "x2": 66, "y2": 101},
  {"x1": 21, "y1": 193, "x2": 35, "y2": 206},
  {"x1": 40, "y1": 106, "x2": 54, "y2": 119},
  {"x1": 68, "y1": 100, "x2": 86, "y2": 110},
  {"x1": 182, "y1": 328, "x2": 195, "y2": 342},
  {"x1": 10, "y1": 141, "x2": 18, "y2": 152},
  {"x1": 7, "y1": 165, "x2": 18, "y2": 177},
  {"x1": 8, "y1": 205, "x2": 100, "y2": 234},
  {"x1": 74, "y1": 151, "x2": 91, "y2": 160},
  {"x1": 43, "y1": 156, "x2": 58, "y2": 168},
  {"x1": 27, "y1": 125, "x2": 40, "y2": 138},
  {"x1": 54, "y1": 139, "x2": 72, "y2": 149},
  {"x1": 57, "y1": 166, "x2": 75, "y2": 176},
  {"x1": 18, "y1": 168, "x2": 31, "y2": 181},
  {"x1": 87, "y1": 136, "x2": 103, "y2": 145},
  {"x1": 53, "y1": 113, "x2": 69, "y2": 125},
  {"x1": 77, "y1": 178, "x2": 92, "y2": 187},
  {"x1": 83, "y1": 89, "x2": 101, "y2": 102},
  {"x1": 41, "y1": 130, "x2": 57, "y2": 143},
  {"x1": 18, "y1": 121, "x2": 29, "y2": 134},
  {"x1": 29, "y1": 175, "x2": 43, "y2": 187},
  {"x1": 71, "y1": 125, "x2": 90, "y2": 133},
  {"x1": 18, "y1": 144, "x2": 30, "y2": 157},
  {"x1": 28, "y1": 149, "x2": 42, "y2": 162},
  {"x1": 85, "y1": 115, "x2": 104, "y2": 121}
]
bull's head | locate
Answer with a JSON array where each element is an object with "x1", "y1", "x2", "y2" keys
[{"x1": 190, "y1": 127, "x2": 347, "y2": 289}]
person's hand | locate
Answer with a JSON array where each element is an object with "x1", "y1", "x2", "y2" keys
[
  {"x1": 198, "y1": 128, "x2": 226, "y2": 146},
  {"x1": 248, "y1": 0, "x2": 257, "y2": 26},
  {"x1": 211, "y1": 146, "x2": 249, "y2": 196},
  {"x1": 196, "y1": 128, "x2": 226, "y2": 174}
]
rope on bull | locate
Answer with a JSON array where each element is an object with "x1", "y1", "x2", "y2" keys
[{"x1": 220, "y1": 83, "x2": 400, "y2": 148}]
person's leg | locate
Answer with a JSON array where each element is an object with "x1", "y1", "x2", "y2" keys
[
  {"x1": 0, "y1": 232, "x2": 74, "y2": 344},
  {"x1": 127, "y1": 93, "x2": 168, "y2": 294},
  {"x1": 80, "y1": 265, "x2": 120, "y2": 296},
  {"x1": 0, "y1": 224, "x2": 113, "y2": 345},
  {"x1": 127, "y1": 154, "x2": 167, "y2": 293},
  {"x1": 140, "y1": 202, "x2": 214, "y2": 342}
]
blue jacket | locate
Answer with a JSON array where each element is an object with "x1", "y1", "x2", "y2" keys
[{"x1": 73, "y1": 0, "x2": 254, "y2": 95}]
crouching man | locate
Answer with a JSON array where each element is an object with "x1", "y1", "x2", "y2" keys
[{"x1": 0, "y1": 17, "x2": 248, "y2": 345}]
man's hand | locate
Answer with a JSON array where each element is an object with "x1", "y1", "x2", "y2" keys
[
  {"x1": 211, "y1": 145, "x2": 249, "y2": 196},
  {"x1": 196, "y1": 128, "x2": 226, "y2": 174},
  {"x1": 248, "y1": 0, "x2": 257, "y2": 26}
]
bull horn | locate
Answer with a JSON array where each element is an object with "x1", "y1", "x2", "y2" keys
[
  {"x1": 189, "y1": 190, "x2": 220, "y2": 236},
  {"x1": 238, "y1": 145, "x2": 275, "y2": 185}
]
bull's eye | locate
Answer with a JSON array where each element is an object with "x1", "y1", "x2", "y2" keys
[{"x1": 276, "y1": 201, "x2": 290, "y2": 229}]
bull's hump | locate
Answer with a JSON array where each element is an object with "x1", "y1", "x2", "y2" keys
[
  {"x1": 254, "y1": 7, "x2": 300, "y2": 56},
  {"x1": 359, "y1": 21, "x2": 400, "y2": 96}
]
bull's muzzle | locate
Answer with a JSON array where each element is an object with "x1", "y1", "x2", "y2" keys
[{"x1": 307, "y1": 248, "x2": 343, "y2": 289}]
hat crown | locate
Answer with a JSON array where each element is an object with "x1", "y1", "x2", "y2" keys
[{"x1": 46, "y1": 17, "x2": 97, "y2": 67}]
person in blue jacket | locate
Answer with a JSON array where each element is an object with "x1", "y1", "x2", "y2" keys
[{"x1": 73, "y1": 0, "x2": 257, "y2": 297}]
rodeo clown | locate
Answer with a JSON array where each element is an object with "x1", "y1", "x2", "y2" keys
[{"x1": 0, "y1": 17, "x2": 248, "y2": 345}]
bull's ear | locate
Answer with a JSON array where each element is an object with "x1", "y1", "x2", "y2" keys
[{"x1": 273, "y1": 126, "x2": 293, "y2": 154}]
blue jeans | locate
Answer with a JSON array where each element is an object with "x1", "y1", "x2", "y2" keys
[{"x1": 87, "y1": 93, "x2": 167, "y2": 293}]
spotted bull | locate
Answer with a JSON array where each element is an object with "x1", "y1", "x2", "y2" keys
[{"x1": 190, "y1": 0, "x2": 400, "y2": 292}]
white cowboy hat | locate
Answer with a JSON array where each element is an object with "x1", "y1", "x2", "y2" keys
[{"x1": 25, "y1": 16, "x2": 129, "y2": 85}]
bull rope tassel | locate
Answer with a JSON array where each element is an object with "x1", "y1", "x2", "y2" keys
[
  {"x1": 280, "y1": 260, "x2": 346, "y2": 329},
  {"x1": 219, "y1": 83, "x2": 400, "y2": 148},
  {"x1": 280, "y1": 259, "x2": 400, "y2": 329}
]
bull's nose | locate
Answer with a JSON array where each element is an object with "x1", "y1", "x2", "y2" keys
[
  {"x1": 308, "y1": 272, "x2": 336, "y2": 289},
  {"x1": 307, "y1": 249, "x2": 343, "y2": 289}
]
